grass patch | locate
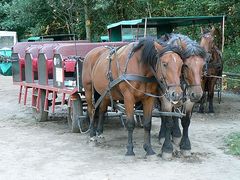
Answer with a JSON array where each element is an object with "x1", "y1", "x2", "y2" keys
[{"x1": 225, "y1": 132, "x2": 240, "y2": 156}]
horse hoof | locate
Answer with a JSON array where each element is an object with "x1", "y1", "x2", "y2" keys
[
  {"x1": 173, "y1": 137, "x2": 181, "y2": 146},
  {"x1": 146, "y1": 150, "x2": 156, "y2": 156},
  {"x1": 89, "y1": 136, "x2": 97, "y2": 142},
  {"x1": 181, "y1": 150, "x2": 191, "y2": 157},
  {"x1": 97, "y1": 134, "x2": 105, "y2": 139},
  {"x1": 123, "y1": 155, "x2": 136, "y2": 162},
  {"x1": 159, "y1": 138, "x2": 165, "y2": 145},
  {"x1": 172, "y1": 143, "x2": 180, "y2": 152},
  {"x1": 162, "y1": 152, "x2": 173, "y2": 160},
  {"x1": 125, "y1": 151, "x2": 135, "y2": 156},
  {"x1": 146, "y1": 154, "x2": 159, "y2": 161},
  {"x1": 97, "y1": 135, "x2": 105, "y2": 143},
  {"x1": 88, "y1": 137, "x2": 97, "y2": 146}
]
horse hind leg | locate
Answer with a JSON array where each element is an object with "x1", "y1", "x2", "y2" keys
[
  {"x1": 84, "y1": 84, "x2": 98, "y2": 141},
  {"x1": 96, "y1": 99, "x2": 109, "y2": 141},
  {"x1": 208, "y1": 78, "x2": 217, "y2": 113}
]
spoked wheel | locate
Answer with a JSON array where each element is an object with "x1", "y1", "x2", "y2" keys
[
  {"x1": 216, "y1": 78, "x2": 222, "y2": 104},
  {"x1": 67, "y1": 94, "x2": 89, "y2": 133},
  {"x1": 33, "y1": 89, "x2": 48, "y2": 122}
]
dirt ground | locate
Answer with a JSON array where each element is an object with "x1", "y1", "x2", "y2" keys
[{"x1": 0, "y1": 75, "x2": 240, "y2": 180}]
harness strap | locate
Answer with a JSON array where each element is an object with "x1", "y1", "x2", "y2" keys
[
  {"x1": 94, "y1": 74, "x2": 158, "y2": 109},
  {"x1": 150, "y1": 66, "x2": 166, "y2": 92},
  {"x1": 105, "y1": 46, "x2": 125, "y2": 110}
]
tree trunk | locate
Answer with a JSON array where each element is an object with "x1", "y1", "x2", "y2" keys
[{"x1": 84, "y1": 0, "x2": 91, "y2": 41}]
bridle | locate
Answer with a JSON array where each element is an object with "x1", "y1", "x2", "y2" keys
[
  {"x1": 201, "y1": 32, "x2": 222, "y2": 77},
  {"x1": 150, "y1": 45, "x2": 183, "y2": 101}
]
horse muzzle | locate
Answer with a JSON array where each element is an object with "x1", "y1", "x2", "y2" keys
[
  {"x1": 189, "y1": 92, "x2": 203, "y2": 102},
  {"x1": 168, "y1": 89, "x2": 183, "y2": 104}
]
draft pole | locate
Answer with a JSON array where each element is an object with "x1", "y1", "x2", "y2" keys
[{"x1": 221, "y1": 15, "x2": 225, "y2": 53}]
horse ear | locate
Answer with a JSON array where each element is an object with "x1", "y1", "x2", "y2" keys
[
  {"x1": 200, "y1": 27, "x2": 204, "y2": 34},
  {"x1": 176, "y1": 38, "x2": 184, "y2": 50},
  {"x1": 211, "y1": 26, "x2": 216, "y2": 36},
  {"x1": 154, "y1": 42, "x2": 164, "y2": 52}
]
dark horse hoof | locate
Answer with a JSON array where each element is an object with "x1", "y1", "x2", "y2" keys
[
  {"x1": 125, "y1": 151, "x2": 135, "y2": 156},
  {"x1": 162, "y1": 152, "x2": 173, "y2": 160},
  {"x1": 208, "y1": 110, "x2": 215, "y2": 113},
  {"x1": 181, "y1": 150, "x2": 191, "y2": 157},
  {"x1": 143, "y1": 144, "x2": 156, "y2": 156},
  {"x1": 126, "y1": 144, "x2": 135, "y2": 156}
]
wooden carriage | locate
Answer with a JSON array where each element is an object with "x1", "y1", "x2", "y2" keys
[{"x1": 12, "y1": 16, "x2": 226, "y2": 133}]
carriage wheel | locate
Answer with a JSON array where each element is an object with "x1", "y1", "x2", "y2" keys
[
  {"x1": 67, "y1": 94, "x2": 89, "y2": 133},
  {"x1": 33, "y1": 89, "x2": 48, "y2": 122}
]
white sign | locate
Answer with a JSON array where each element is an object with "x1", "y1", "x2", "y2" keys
[{"x1": 56, "y1": 68, "x2": 63, "y2": 82}]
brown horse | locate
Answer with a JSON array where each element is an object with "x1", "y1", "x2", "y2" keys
[
  {"x1": 199, "y1": 27, "x2": 223, "y2": 113},
  {"x1": 158, "y1": 33, "x2": 206, "y2": 158},
  {"x1": 82, "y1": 38, "x2": 183, "y2": 156}
]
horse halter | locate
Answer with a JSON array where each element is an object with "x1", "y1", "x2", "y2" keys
[{"x1": 150, "y1": 45, "x2": 183, "y2": 101}]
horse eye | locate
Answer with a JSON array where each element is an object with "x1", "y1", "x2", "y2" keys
[{"x1": 162, "y1": 62, "x2": 168, "y2": 67}]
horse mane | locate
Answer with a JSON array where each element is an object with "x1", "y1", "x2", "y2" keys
[
  {"x1": 162, "y1": 33, "x2": 207, "y2": 60},
  {"x1": 130, "y1": 38, "x2": 158, "y2": 67}
]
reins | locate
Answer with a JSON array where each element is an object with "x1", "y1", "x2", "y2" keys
[{"x1": 93, "y1": 42, "x2": 183, "y2": 110}]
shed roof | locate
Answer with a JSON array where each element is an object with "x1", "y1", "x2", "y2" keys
[{"x1": 107, "y1": 16, "x2": 226, "y2": 29}]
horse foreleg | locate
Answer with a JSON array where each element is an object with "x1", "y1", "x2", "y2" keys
[
  {"x1": 158, "y1": 119, "x2": 166, "y2": 144},
  {"x1": 124, "y1": 97, "x2": 135, "y2": 156},
  {"x1": 180, "y1": 103, "x2": 193, "y2": 157},
  {"x1": 159, "y1": 116, "x2": 181, "y2": 147},
  {"x1": 172, "y1": 117, "x2": 182, "y2": 146},
  {"x1": 208, "y1": 78, "x2": 217, "y2": 113},
  {"x1": 162, "y1": 116, "x2": 174, "y2": 159},
  {"x1": 142, "y1": 97, "x2": 155, "y2": 156}
]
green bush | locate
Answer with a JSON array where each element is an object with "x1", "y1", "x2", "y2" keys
[
  {"x1": 223, "y1": 37, "x2": 240, "y2": 73},
  {"x1": 225, "y1": 132, "x2": 240, "y2": 156}
]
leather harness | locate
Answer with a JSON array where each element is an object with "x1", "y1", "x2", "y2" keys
[{"x1": 94, "y1": 44, "x2": 181, "y2": 110}]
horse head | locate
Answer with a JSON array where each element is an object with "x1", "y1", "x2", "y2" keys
[
  {"x1": 200, "y1": 26, "x2": 215, "y2": 53},
  {"x1": 130, "y1": 38, "x2": 183, "y2": 104},
  {"x1": 163, "y1": 34, "x2": 206, "y2": 103},
  {"x1": 182, "y1": 55, "x2": 205, "y2": 102},
  {"x1": 154, "y1": 42, "x2": 183, "y2": 104},
  {"x1": 182, "y1": 39, "x2": 207, "y2": 102}
]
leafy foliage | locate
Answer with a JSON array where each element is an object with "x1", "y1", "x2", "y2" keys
[
  {"x1": 0, "y1": 0, "x2": 239, "y2": 72},
  {"x1": 225, "y1": 132, "x2": 240, "y2": 156},
  {"x1": 223, "y1": 37, "x2": 240, "y2": 73}
]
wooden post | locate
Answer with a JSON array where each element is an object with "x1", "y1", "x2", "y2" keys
[
  {"x1": 144, "y1": 18, "x2": 148, "y2": 38},
  {"x1": 221, "y1": 15, "x2": 225, "y2": 52}
]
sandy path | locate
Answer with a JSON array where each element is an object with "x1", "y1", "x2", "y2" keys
[{"x1": 0, "y1": 75, "x2": 240, "y2": 180}]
